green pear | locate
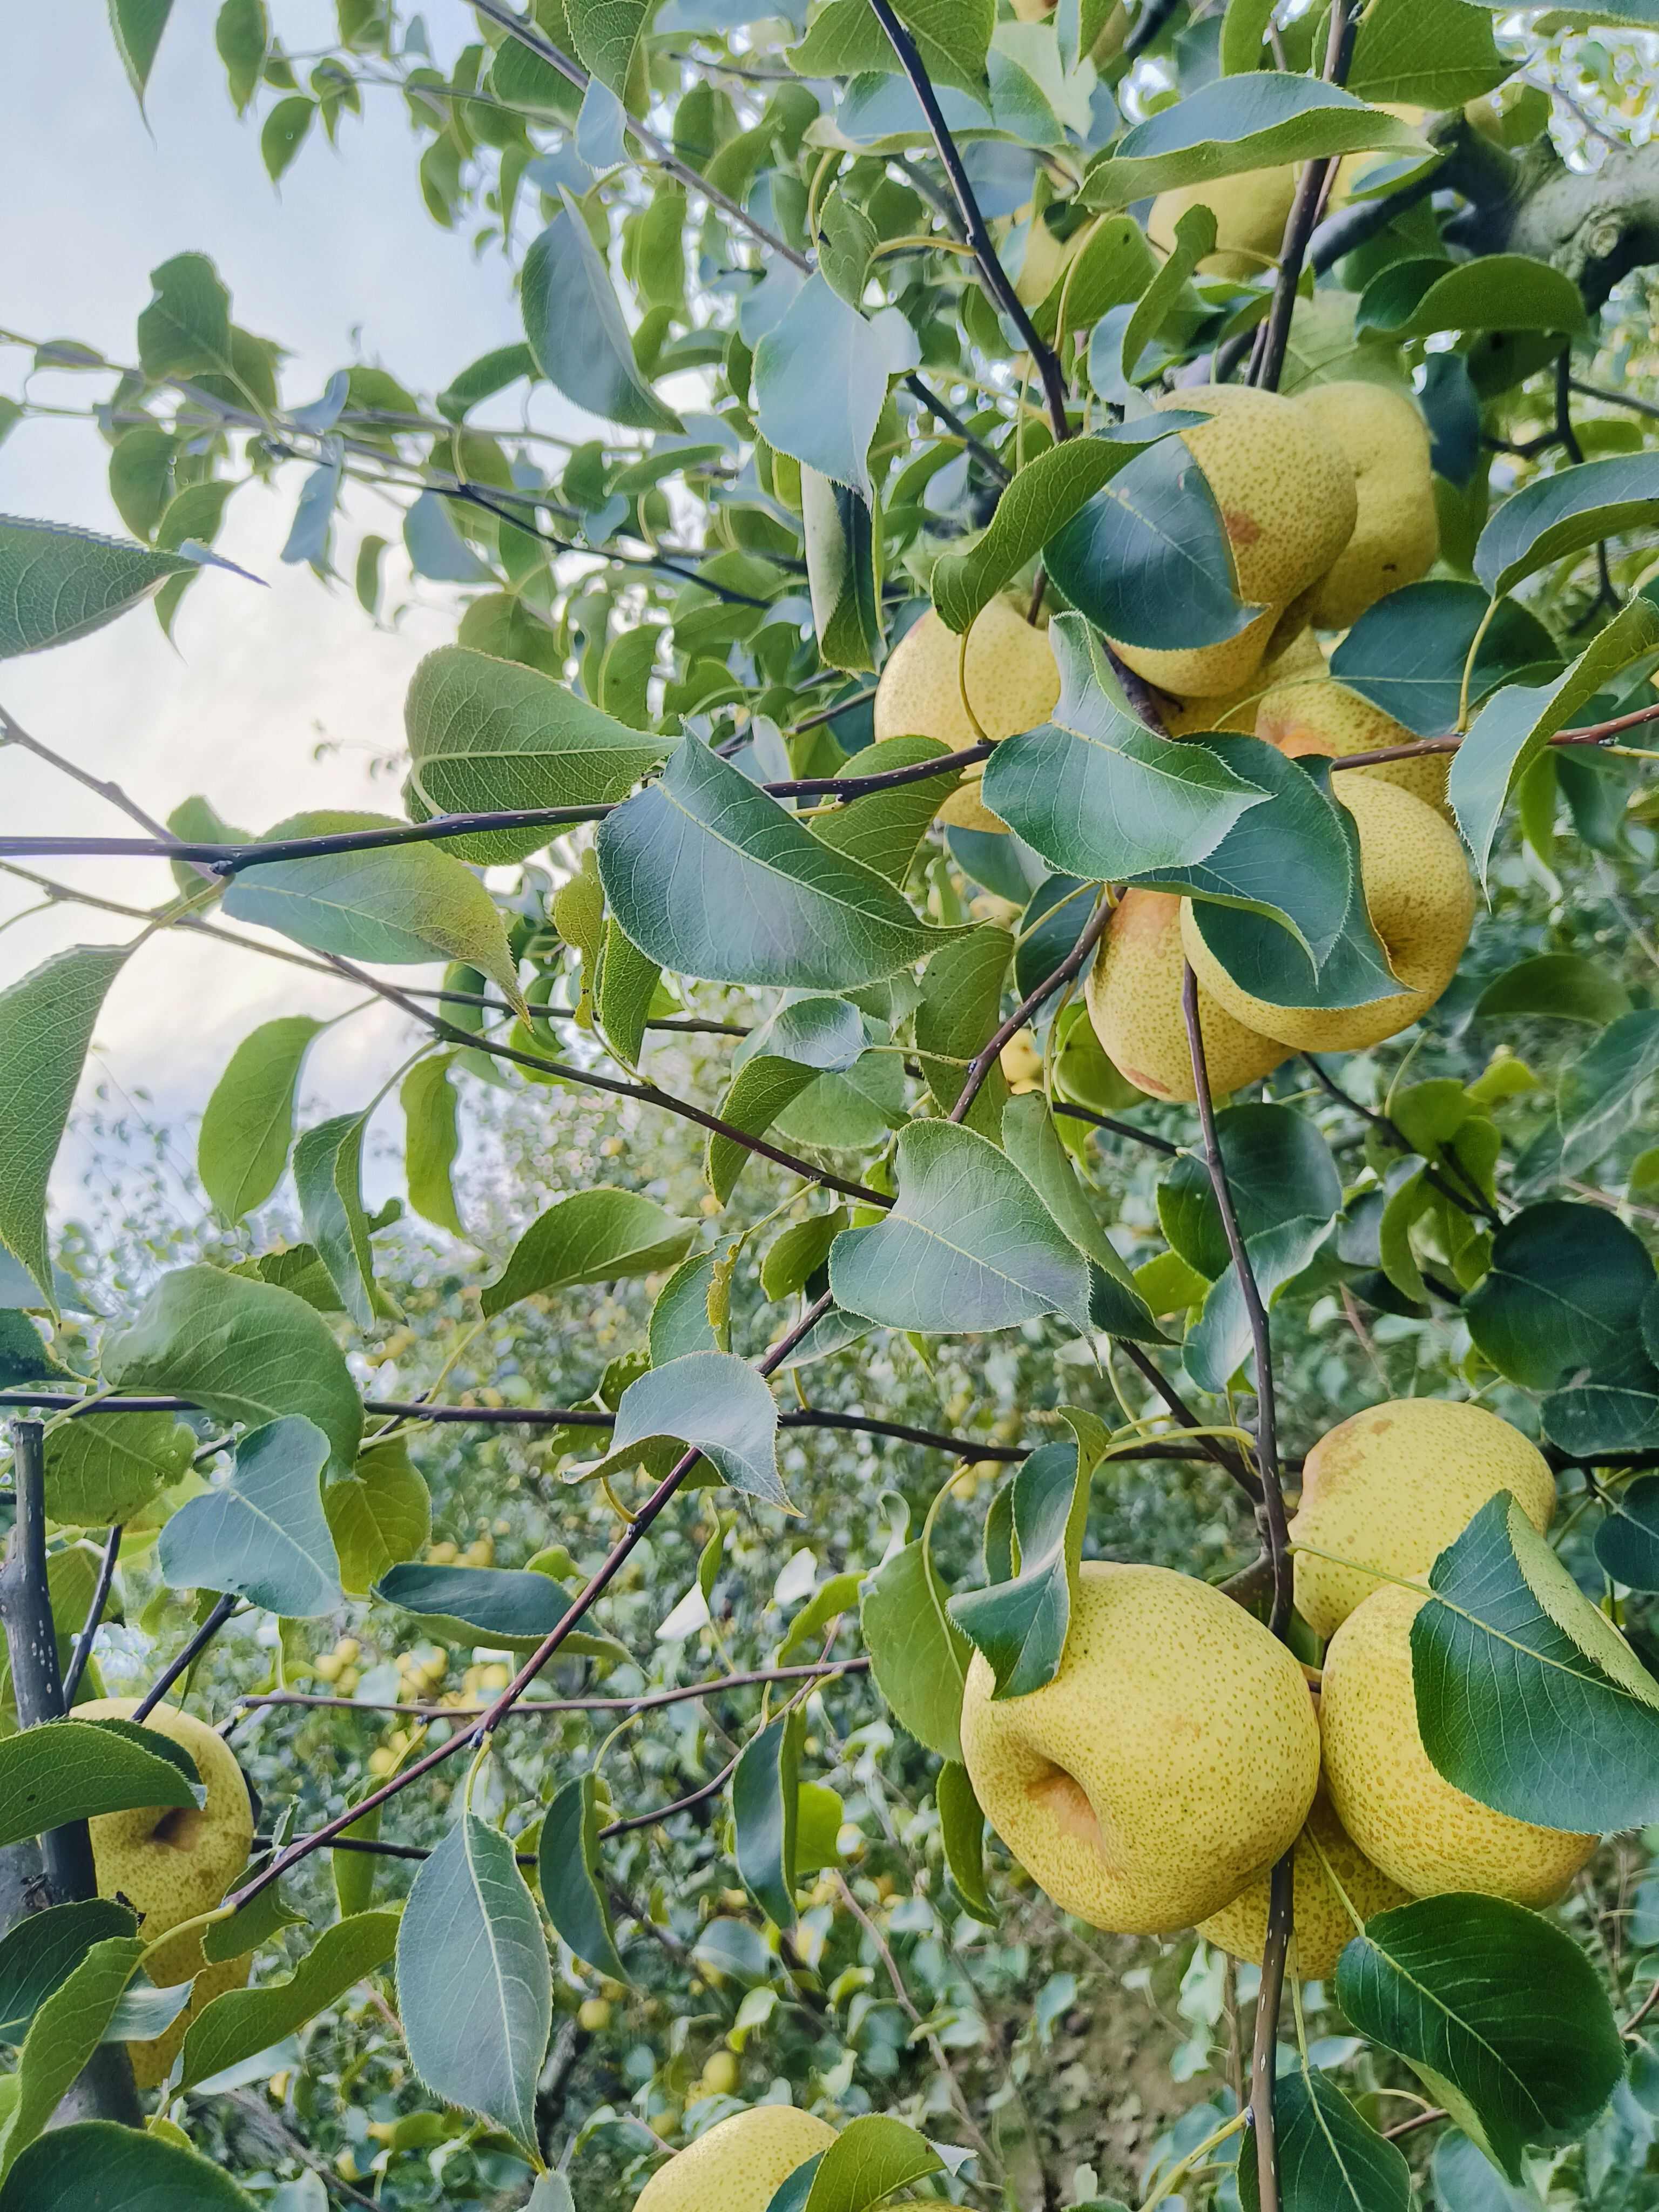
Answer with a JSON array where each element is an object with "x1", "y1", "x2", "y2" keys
[
  {"x1": 1256, "y1": 674, "x2": 1448, "y2": 814},
  {"x1": 635, "y1": 2106, "x2": 838, "y2": 2210},
  {"x1": 1198, "y1": 1782, "x2": 1410, "y2": 1980},
  {"x1": 1293, "y1": 382, "x2": 1439, "y2": 628},
  {"x1": 1291, "y1": 1399, "x2": 1557, "y2": 1638},
  {"x1": 1085, "y1": 889, "x2": 1288, "y2": 1103},
  {"x1": 874, "y1": 597, "x2": 1061, "y2": 833},
  {"x1": 961, "y1": 1561, "x2": 1319, "y2": 1934},
  {"x1": 1319, "y1": 1584, "x2": 1598, "y2": 1903}
]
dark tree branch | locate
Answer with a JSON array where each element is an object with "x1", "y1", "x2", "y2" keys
[
  {"x1": 949, "y1": 896, "x2": 1112, "y2": 1128},
  {"x1": 0, "y1": 1422, "x2": 141, "y2": 2127},
  {"x1": 1251, "y1": 0, "x2": 1355, "y2": 394},
  {"x1": 1249, "y1": 1854, "x2": 1296, "y2": 2212},
  {"x1": 865, "y1": 0, "x2": 1072, "y2": 443},
  {"x1": 1301, "y1": 1056, "x2": 1502, "y2": 1230},
  {"x1": 60, "y1": 1523, "x2": 122, "y2": 1709},
  {"x1": 1052, "y1": 1099, "x2": 1181, "y2": 1158},
  {"x1": 132, "y1": 1592, "x2": 240, "y2": 1723}
]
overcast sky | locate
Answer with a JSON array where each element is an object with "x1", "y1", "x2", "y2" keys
[{"x1": 1, "y1": 2, "x2": 590, "y2": 1202}]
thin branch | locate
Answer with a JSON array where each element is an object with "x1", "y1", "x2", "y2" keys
[
  {"x1": 0, "y1": 706, "x2": 177, "y2": 841},
  {"x1": 866, "y1": 0, "x2": 1071, "y2": 442},
  {"x1": 1251, "y1": 0, "x2": 1355, "y2": 394},
  {"x1": 1249, "y1": 1854, "x2": 1296, "y2": 2212},
  {"x1": 1120, "y1": 1343, "x2": 1262, "y2": 1503},
  {"x1": 1181, "y1": 965, "x2": 1292, "y2": 1626},
  {"x1": 1301, "y1": 1055, "x2": 1502, "y2": 1229},
  {"x1": 1051, "y1": 1098, "x2": 1180, "y2": 1158},
  {"x1": 60, "y1": 1524, "x2": 122, "y2": 1708},
  {"x1": 132, "y1": 1593, "x2": 239, "y2": 1722},
  {"x1": 949, "y1": 895, "x2": 1112, "y2": 1128},
  {"x1": 235, "y1": 1657, "x2": 871, "y2": 1724}
]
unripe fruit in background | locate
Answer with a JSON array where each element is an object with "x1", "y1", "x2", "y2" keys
[
  {"x1": 1198, "y1": 1784, "x2": 1411, "y2": 1980},
  {"x1": 961, "y1": 1561, "x2": 1319, "y2": 1934},
  {"x1": 1148, "y1": 169, "x2": 1297, "y2": 281},
  {"x1": 1085, "y1": 889, "x2": 1287, "y2": 1103},
  {"x1": 873, "y1": 598, "x2": 1060, "y2": 833},
  {"x1": 634, "y1": 2106, "x2": 838, "y2": 2211},
  {"x1": 700, "y1": 2049, "x2": 740, "y2": 2096},
  {"x1": 1293, "y1": 382, "x2": 1438, "y2": 628},
  {"x1": 1319, "y1": 1584, "x2": 1598, "y2": 1904},
  {"x1": 1256, "y1": 675, "x2": 1448, "y2": 814},
  {"x1": 76, "y1": 1698, "x2": 257, "y2": 2086},
  {"x1": 1101, "y1": 387, "x2": 1357, "y2": 700},
  {"x1": 1291, "y1": 1399, "x2": 1557, "y2": 1639},
  {"x1": 1181, "y1": 773, "x2": 1475, "y2": 1053}
]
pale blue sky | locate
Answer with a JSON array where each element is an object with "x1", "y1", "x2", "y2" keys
[{"x1": 0, "y1": 3, "x2": 589, "y2": 1177}]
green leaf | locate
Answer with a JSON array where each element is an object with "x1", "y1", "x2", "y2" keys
[
  {"x1": 375, "y1": 1562, "x2": 621, "y2": 1659},
  {"x1": 261, "y1": 94, "x2": 314, "y2": 182},
  {"x1": 0, "y1": 2123, "x2": 255, "y2": 2210},
  {"x1": 107, "y1": 426, "x2": 176, "y2": 542},
  {"x1": 597, "y1": 918, "x2": 660, "y2": 1065},
  {"x1": 949, "y1": 1439, "x2": 1093, "y2": 1698},
  {"x1": 1187, "y1": 1215, "x2": 1334, "y2": 1393},
  {"x1": 400, "y1": 1054, "x2": 463, "y2": 1236},
  {"x1": 1237, "y1": 2053, "x2": 1411, "y2": 2212},
  {"x1": 537, "y1": 1771, "x2": 628, "y2": 1980},
  {"x1": 565, "y1": 0, "x2": 649, "y2": 100},
  {"x1": 1136, "y1": 740, "x2": 1356, "y2": 973},
  {"x1": 1118, "y1": 208, "x2": 1216, "y2": 387},
  {"x1": 930, "y1": 421, "x2": 1196, "y2": 636},
  {"x1": 109, "y1": 0, "x2": 174, "y2": 105},
  {"x1": 1043, "y1": 429, "x2": 1256, "y2": 654},
  {"x1": 0, "y1": 1900, "x2": 136, "y2": 2046},
  {"x1": 1556, "y1": 1010, "x2": 1659, "y2": 1175},
  {"x1": 136, "y1": 252, "x2": 234, "y2": 380},
  {"x1": 732, "y1": 1706, "x2": 802, "y2": 1928},
  {"x1": 1220, "y1": 0, "x2": 1278, "y2": 73},
  {"x1": 1413, "y1": 1492, "x2": 1659, "y2": 1832},
  {"x1": 159, "y1": 1415, "x2": 342, "y2": 1616},
  {"x1": 0, "y1": 1935, "x2": 144, "y2": 2173},
  {"x1": 397, "y1": 1813, "x2": 552, "y2": 2156},
  {"x1": 436, "y1": 342, "x2": 535, "y2": 424},
  {"x1": 404, "y1": 646, "x2": 669, "y2": 864},
  {"x1": 1160, "y1": 1102, "x2": 1343, "y2": 1277},
  {"x1": 0, "y1": 1718, "x2": 199, "y2": 1850},
  {"x1": 831, "y1": 1120, "x2": 1092, "y2": 1335},
  {"x1": 914, "y1": 927, "x2": 1011, "y2": 1132},
  {"x1": 789, "y1": 0, "x2": 993, "y2": 95},
  {"x1": 707, "y1": 1058, "x2": 828, "y2": 1201},
  {"x1": 1000, "y1": 1095, "x2": 1161, "y2": 1338},
  {"x1": 294, "y1": 1111, "x2": 377, "y2": 1328},
  {"x1": 325, "y1": 1435, "x2": 431, "y2": 1596},
  {"x1": 103, "y1": 1263, "x2": 363, "y2": 1478},
  {"x1": 598, "y1": 740, "x2": 959, "y2": 989},
  {"x1": 46, "y1": 1410, "x2": 194, "y2": 1526},
  {"x1": 1331, "y1": 581, "x2": 1559, "y2": 737},
  {"x1": 860, "y1": 1539, "x2": 972, "y2": 1762},
  {"x1": 481, "y1": 1188, "x2": 692, "y2": 1317},
  {"x1": 812, "y1": 736, "x2": 959, "y2": 886},
  {"x1": 198, "y1": 1016, "x2": 323, "y2": 1224},
  {"x1": 1465, "y1": 1200, "x2": 1653, "y2": 1390},
  {"x1": 582, "y1": 1351, "x2": 787, "y2": 1507},
  {"x1": 791, "y1": 2115, "x2": 945, "y2": 2211},
  {"x1": 1345, "y1": 0, "x2": 1510, "y2": 105},
  {"x1": 980, "y1": 614, "x2": 1267, "y2": 881},
  {"x1": 775, "y1": 1569, "x2": 861, "y2": 1663},
  {"x1": 1357, "y1": 255, "x2": 1588, "y2": 343},
  {"x1": 0, "y1": 944, "x2": 127, "y2": 1306},
  {"x1": 178, "y1": 1908, "x2": 400, "y2": 2093},
  {"x1": 214, "y1": 0, "x2": 268, "y2": 110},
  {"x1": 0, "y1": 516, "x2": 193, "y2": 659},
  {"x1": 936, "y1": 1761, "x2": 993, "y2": 1919},
  {"x1": 1474, "y1": 953, "x2": 1631, "y2": 1025},
  {"x1": 1453, "y1": 599, "x2": 1659, "y2": 879},
  {"x1": 221, "y1": 811, "x2": 520, "y2": 999},
  {"x1": 1081, "y1": 76, "x2": 1427, "y2": 211},
  {"x1": 802, "y1": 471, "x2": 882, "y2": 675},
  {"x1": 1477, "y1": 452, "x2": 1659, "y2": 598},
  {"x1": 1596, "y1": 1472, "x2": 1659, "y2": 1590},
  {"x1": 650, "y1": 1250, "x2": 726, "y2": 1360},
  {"x1": 522, "y1": 191, "x2": 683, "y2": 434},
  {"x1": 1338, "y1": 1891, "x2": 1624, "y2": 2182},
  {"x1": 755, "y1": 277, "x2": 918, "y2": 503}
]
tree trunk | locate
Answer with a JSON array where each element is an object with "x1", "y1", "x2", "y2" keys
[{"x1": 0, "y1": 1421, "x2": 142, "y2": 2127}]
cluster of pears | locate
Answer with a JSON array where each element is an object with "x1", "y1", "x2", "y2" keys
[
  {"x1": 77, "y1": 1697, "x2": 257, "y2": 2088},
  {"x1": 960, "y1": 1400, "x2": 1602, "y2": 1980},
  {"x1": 875, "y1": 376, "x2": 1459, "y2": 1103}
]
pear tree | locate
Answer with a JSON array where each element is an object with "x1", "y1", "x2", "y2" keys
[{"x1": 4, "y1": 1, "x2": 1659, "y2": 2206}]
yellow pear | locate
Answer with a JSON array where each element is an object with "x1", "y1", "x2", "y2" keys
[
  {"x1": 1103, "y1": 388, "x2": 1358, "y2": 699},
  {"x1": 1160, "y1": 626, "x2": 1327, "y2": 738},
  {"x1": 1148, "y1": 169, "x2": 1298, "y2": 281},
  {"x1": 1180, "y1": 773, "x2": 1474, "y2": 1053},
  {"x1": 960, "y1": 1561, "x2": 1319, "y2": 1934},
  {"x1": 875, "y1": 598, "x2": 1060, "y2": 834},
  {"x1": 1291, "y1": 1399, "x2": 1556, "y2": 1639},
  {"x1": 1293, "y1": 383, "x2": 1439, "y2": 629},
  {"x1": 1256, "y1": 675, "x2": 1448, "y2": 813},
  {"x1": 1198, "y1": 1784, "x2": 1411, "y2": 1980},
  {"x1": 635, "y1": 2106, "x2": 838, "y2": 2211},
  {"x1": 1085, "y1": 889, "x2": 1288, "y2": 1103},
  {"x1": 1320, "y1": 1584, "x2": 1598, "y2": 1903},
  {"x1": 75, "y1": 1698, "x2": 256, "y2": 2089}
]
